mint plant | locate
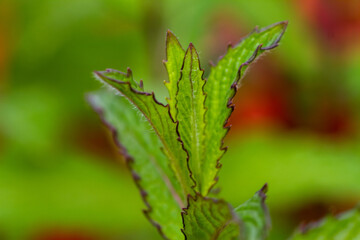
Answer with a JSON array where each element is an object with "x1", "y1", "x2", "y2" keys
[
  {"x1": 291, "y1": 207, "x2": 360, "y2": 239},
  {"x1": 88, "y1": 21, "x2": 360, "y2": 239}
]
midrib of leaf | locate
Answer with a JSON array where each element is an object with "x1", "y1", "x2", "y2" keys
[
  {"x1": 94, "y1": 69, "x2": 194, "y2": 204},
  {"x1": 176, "y1": 43, "x2": 206, "y2": 192},
  {"x1": 201, "y1": 21, "x2": 288, "y2": 195}
]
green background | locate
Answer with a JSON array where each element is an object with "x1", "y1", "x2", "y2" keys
[{"x1": 1, "y1": 0, "x2": 360, "y2": 239}]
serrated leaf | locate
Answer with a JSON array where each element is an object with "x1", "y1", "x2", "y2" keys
[
  {"x1": 201, "y1": 21, "x2": 288, "y2": 195},
  {"x1": 291, "y1": 206, "x2": 360, "y2": 240},
  {"x1": 175, "y1": 43, "x2": 206, "y2": 192},
  {"x1": 93, "y1": 69, "x2": 194, "y2": 204},
  {"x1": 235, "y1": 184, "x2": 271, "y2": 240},
  {"x1": 164, "y1": 30, "x2": 186, "y2": 120},
  {"x1": 88, "y1": 91, "x2": 184, "y2": 239},
  {"x1": 182, "y1": 195, "x2": 242, "y2": 240}
]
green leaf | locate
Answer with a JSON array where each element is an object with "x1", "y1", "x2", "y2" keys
[
  {"x1": 201, "y1": 21, "x2": 288, "y2": 195},
  {"x1": 88, "y1": 91, "x2": 184, "y2": 240},
  {"x1": 164, "y1": 30, "x2": 186, "y2": 120},
  {"x1": 235, "y1": 184, "x2": 271, "y2": 240},
  {"x1": 175, "y1": 43, "x2": 206, "y2": 192},
  {"x1": 291, "y1": 206, "x2": 360, "y2": 240},
  {"x1": 182, "y1": 195, "x2": 242, "y2": 240},
  {"x1": 90, "y1": 25, "x2": 288, "y2": 239},
  {"x1": 93, "y1": 69, "x2": 194, "y2": 204}
]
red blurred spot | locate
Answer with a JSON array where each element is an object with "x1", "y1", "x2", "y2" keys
[
  {"x1": 228, "y1": 59, "x2": 296, "y2": 132},
  {"x1": 295, "y1": 0, "x2": 360, "y2": 49},
  {"x1": 33, "y1": 229, "x2": 99, "y2": 240}
]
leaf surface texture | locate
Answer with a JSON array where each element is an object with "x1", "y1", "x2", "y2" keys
[{"x1": 89, "y1": 91, "x2": 184, "y2": 239}]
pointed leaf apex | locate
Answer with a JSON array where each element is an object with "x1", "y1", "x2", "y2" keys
[
  {"x1": 182, "y1": 43, "x2": 202, "y2": 71},
  {"x1": 185, "y1": 43, "x2": 197, "y2": 55},
  {"x1": 93, "y1": 71, "x2": 101, "y2": 77},
  {"x1": 185, "y1": 43, "x2": 201, "y2": 59},
  {"x1": 166, "y1": 30, "x2": 182, "y2": 47},
  {"x1": 258, "y1": 183, "x2": 268, "y2": 201},
  {"x1": 260, "y1": 183, "x2": 268, "y2": 194},
  {"x1": 126, "y1": 67, "x2": 133, "y2": 77},
  {"x1": 279, "y1": 20, "x2": 289, "y2": 26},
  {"x1": 166, "y1": 29, "x2": 174, "y2": 37}
]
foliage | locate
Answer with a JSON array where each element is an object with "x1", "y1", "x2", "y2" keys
[
  {"x1": 235, "y1": 184, "x2": 271, "y2": 240},
  {"x1": 89, "y1": 21, "x2": 360, "y2": 240},
  {"x1": 291, "y1": 206, "x2": 360, "y2": 240},
  {"x1": 89, "y1": 21, "x2": 286, "y2": 239},
  {"x1": 182, "y1": 194, "x2": 242, "y2": 240},
  {"x1": 1, "y1": 1, "x2": 360, "y2": 239}
]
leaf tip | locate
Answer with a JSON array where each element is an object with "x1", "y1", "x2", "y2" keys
[
  {"x1": 280, "y1": 20, "x2": 289, "y2": 28},
  {"x1": 186, "y1": 42, "x2": 197, "y2": 54},
  {"x1": 257, "y1": 183, "x2": 269, "y2": 203},
  {"x1": 260, "y1": 183, "x2": 268, "y2": 194},
  {"x1": 126, "y1": 67, "x2": 133, "y2": 77},
  {"x1": 166, "y1": 29, "x2": 174, "y2": 38},
  {"x1": 93, "y1": 70, "x2": 102, "y2": 78},
  {"x1": 166, "y1": 29, "x2": 181, "y2": 46}
]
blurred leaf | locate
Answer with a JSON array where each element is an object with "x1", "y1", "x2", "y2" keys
[
  {"x1": 0, "y1": 88, "x2": 64, "y2": 164},
  {"x1": 182, "y1": 195, "x2": 242, "y2": 240},
  {"x1": 235, "y1": 185, "x2": 271, "y2": 240},
  {"x1": 291, "y1": 206, "x2": 360, "y2": 239},
  {"x1": 0, "y1": 152, "x2": 154, "y2": 239},
  {"x1": 89, "y1": 91, "x2": 184, "y2": 239},
  {"x1": 201, "y1": 22, "x2": 288, "y2": 195}
]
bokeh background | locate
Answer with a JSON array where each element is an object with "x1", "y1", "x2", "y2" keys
[{"x1": 1, "y1": 0, "x2": 360, "y2": 239}]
